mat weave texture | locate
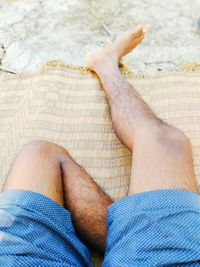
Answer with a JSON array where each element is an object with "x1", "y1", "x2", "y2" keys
[{"x1": 0, "y1": 65, "x2": 200, "y2": 266}]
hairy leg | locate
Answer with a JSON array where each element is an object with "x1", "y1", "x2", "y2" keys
[
  {"x1": 61, "y1": 154, "x2": 112, "y2": 253},
  {"x1": 86, "y1": 25, "x2": 149, "y2": 151},
  {"x1": 4, "y1": 140, "x2": 112, "y2": 253},
  {"x1": 86, "y1": 26, "x2": 199, "y2": 194}
]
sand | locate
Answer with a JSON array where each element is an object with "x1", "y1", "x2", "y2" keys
[{"x1": 0, "y1": 0, "x2": 200, "y2": 74}]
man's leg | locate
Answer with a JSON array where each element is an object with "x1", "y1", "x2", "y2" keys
[
  {"x1": 86, "y1": 25, "x2": 198, "y2": 194},
  {"x1": 3, "y1": 140, "x2": 112, "y2": 254},
  {"x1": 86, "y1": 26, "x2": 200, "y2": 266}
]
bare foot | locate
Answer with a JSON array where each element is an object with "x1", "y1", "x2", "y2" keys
[{"x1": 86, "y1": 25, "x2": 146, "y2": 73}]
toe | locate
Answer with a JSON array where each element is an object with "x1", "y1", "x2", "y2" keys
[
  {"x1": 134, "y1": 28, "x2": 144, "y2": 37},
  {"x1": 129, "y1": 25, "x2": 146, "y2": 38}
]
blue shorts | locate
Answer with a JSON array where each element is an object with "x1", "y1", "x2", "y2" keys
[{"x1": 0, "y1": 189, "x2": 200, "y2": 266}]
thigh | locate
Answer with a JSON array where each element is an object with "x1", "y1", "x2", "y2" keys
[{"x1": 3, "y1": 140, "x2": 65, "y2": 206}]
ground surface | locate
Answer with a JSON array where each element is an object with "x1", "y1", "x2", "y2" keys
[{"x1": 0, "y1": 0, "x2": 200, "y2": 74}]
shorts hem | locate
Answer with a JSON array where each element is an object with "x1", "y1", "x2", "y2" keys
[{"x1": 0, "y1": 189, "x2": 73, "y2": 231}]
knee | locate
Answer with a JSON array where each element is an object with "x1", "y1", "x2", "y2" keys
[
  {"x1": 138, "y1": 121, "x2": 191, "y2": 154},
  {"x1": 157, "y1": 123, "x2": 191, "y2": 153},
  {"x1": 18, "y1": 140, "x2": 69, "y2": 162},
  {"x1": 20, "y1": 140, "x2": 55, "y2": 156}
]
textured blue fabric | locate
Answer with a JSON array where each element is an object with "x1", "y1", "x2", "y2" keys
[
  {"x1": 102, "y1": 189, "x2": 200, "y2": 267},
  {"x1": 1, "y1": 189, "x2": 200, "y2": 266},
  {"x1": 0, "y1": 190, "x2": 92, "y2": 267}
]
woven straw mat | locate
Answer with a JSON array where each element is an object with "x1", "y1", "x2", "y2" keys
[{"x1": 0, "y1": 64, "x2": 200, "y2": 266}]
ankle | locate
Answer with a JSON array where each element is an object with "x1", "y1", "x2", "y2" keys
[{"x1": 86, "y1": 51, "x2": 118, "y2": 73}]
